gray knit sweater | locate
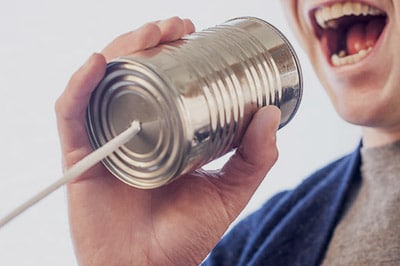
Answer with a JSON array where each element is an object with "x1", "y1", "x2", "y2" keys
[{"x1": 322, "y1": 141, "x2": 400, "y2": 265}]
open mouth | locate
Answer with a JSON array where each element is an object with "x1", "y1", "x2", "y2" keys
[{"x1": 311, "y1": 2, "x2": 387, "y2": 66}]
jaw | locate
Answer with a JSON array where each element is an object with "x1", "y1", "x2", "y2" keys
[
  {"x1": 298, "y1": 1, "x2": 394, "y2": 110},
  {"x1": 282, "y1": 0, "x2": 400, "y2": 145},
  {"x1": 306, "y1": 2, "x2": 391, "y2": 125}
]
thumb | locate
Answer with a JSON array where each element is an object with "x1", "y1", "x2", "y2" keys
[{"x1": 215, "y1": 105, "x2": 281, "y2": 218}]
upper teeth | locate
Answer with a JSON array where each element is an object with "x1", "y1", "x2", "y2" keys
[{"x1": 315, "y1": 2, "x2": 385, "y2": 29}]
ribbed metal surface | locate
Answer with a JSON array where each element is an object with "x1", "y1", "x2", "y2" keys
[{"x1": 86, "y1": 17, "x2": 303, "y2": 189}]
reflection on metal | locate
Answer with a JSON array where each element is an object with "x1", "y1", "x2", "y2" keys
[{"x1": 86, "y1": 17, "x2": 303, "y2": 189}]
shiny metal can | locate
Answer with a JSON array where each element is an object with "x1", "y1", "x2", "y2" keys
[{"x1": 86, "y1": 17, "x2": 303, "y2": 189}]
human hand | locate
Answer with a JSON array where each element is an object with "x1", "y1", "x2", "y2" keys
[{"x1": 55, "y1": 17, "x2": 281, "y2": 266}]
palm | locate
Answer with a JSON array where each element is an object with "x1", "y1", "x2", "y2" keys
[{"x1": 68, "y1": 164, "x2": 230, "y2": 264}]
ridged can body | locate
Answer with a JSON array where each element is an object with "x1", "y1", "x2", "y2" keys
[{"x1": 86, "y1": 17, "x2": 303, "y2": 189}]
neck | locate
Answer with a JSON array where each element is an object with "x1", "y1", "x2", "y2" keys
[{"x1": 362, "y1": 126, "x2": 400, "y2": 148}]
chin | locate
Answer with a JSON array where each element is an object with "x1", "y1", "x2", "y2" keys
[{"x1": 334, "y1": 92, "x2": 399, "y2": 128}]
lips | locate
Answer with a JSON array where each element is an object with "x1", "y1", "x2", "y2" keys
[{"x1": 310, "y1": 2, "x2": 387, "y2": 67}]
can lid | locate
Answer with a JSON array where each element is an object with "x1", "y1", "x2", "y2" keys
[{"x1": 86, "y1": 59, "x2": 186, "y2": 189}]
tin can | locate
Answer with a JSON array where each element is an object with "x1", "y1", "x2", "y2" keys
[{"x1": 86, "y1": 17, "x2": 303, "y2": 189}]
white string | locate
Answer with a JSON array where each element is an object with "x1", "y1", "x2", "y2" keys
[{"x1": 0, "y1": 120, "x2": 141, "y2": 229}]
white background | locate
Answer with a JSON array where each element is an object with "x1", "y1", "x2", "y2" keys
[{"x1": 0, "y1": 1, "x2": 361, "y2": 265}]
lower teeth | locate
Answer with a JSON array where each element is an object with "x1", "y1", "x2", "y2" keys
[{"x1": 331, "y1": 47, "x2": 373, "y2": 66}]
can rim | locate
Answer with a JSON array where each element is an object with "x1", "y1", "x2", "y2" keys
[
  {"x1": 86, "y1": 58, "x2": 190, "y2": 189},
  {"x1": 226, "y1": 16, "x2": 304, "y2": 129}
]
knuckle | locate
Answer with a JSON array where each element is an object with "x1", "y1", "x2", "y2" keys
[
  {"x1": 54, "y1": 93, "x2": 68, "y2": 118},
  {"x1": 167, "y1": 16, "x2": 184, "y2": 25},
  {"x1": 270, "y1": 146, "x2": 279, "y2": 164},
  {"x1": 54, "y1": 96, "x2": 63, "y2": 115},
  {"x1": 124, "y1": 22, "x2": 161, "y2": 49},
  {"x1": 139, "y1": 24, "x2": 162, "y2": 47},
  {"x1": 183, "y1": 19, "x2": 196, "y2": 33}
]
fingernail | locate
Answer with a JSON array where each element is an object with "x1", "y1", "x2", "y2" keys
[{"x1": 261, "y1": 106, "x2": 282, "y2": 132}]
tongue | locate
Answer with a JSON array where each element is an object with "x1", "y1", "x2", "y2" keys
[{"x1": 346, "y1": 17, "x2": 386, "y2": 55}]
